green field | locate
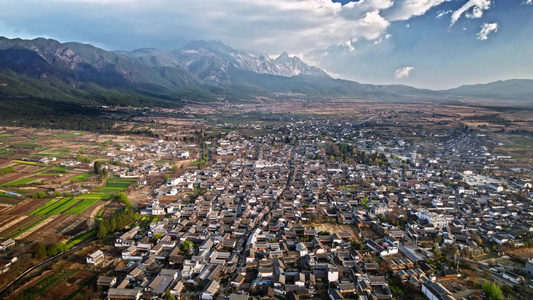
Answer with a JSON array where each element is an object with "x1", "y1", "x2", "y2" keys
[
  {"x1": 50, "y1": 167, "x2": 69, "y2": 173},
  {"x1": 30, "y1": 197, "x2": 79, "y2": 215},
  {"x1": 51, "y1": 148, "x2": 72, "y2": 152},
  {"x1": 56, "y1": 133, "x2": 80, "y2": 138},
  {"x1": 65, "y1": 229, "x2": 95, "y2": 248},
  {"x1": 36, "y1": 173, "x2": 62, "y2": 177},
  {"x1": 78, "y1": 178, "x2": 135, "y2": 200},
  {"x1": 29, "y1": 198, "x2": 61, "y2": 215},
  {"x1": 189, "y1": 160, "x2": 202, "y2": 166},
  {"x1": 60, "y1": 178, "x2": 135, "y2": 214},
  {"x1": 68, "y1": 174, "x2": 92, "y2": 181},
  {"x1": 31, "y1": 167, "x2": 50, "y2": 174},
  {"x1": 0, "y1": 133, "x2": 14, "y2": 137},
  {"x1": 1, "y1": 177, "x2": 39, "y2": 186},
  {"x1": 14, "y1": 160, "x2": 46, "y2": 166},
  {"x1": 95, "y1": 208, "x2": 105, "y2": 221},
  {"x1": 509, "y1": 137, "x2": 533, "y2": 147},
  {"x1": 64, "y1": 199, "x2": 99, "y2": 214}
]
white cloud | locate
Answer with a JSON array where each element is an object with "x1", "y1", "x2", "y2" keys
[
  {"x1": 477, "y1": 22, "x2": 498, "y2": 40},
  {"x1": 450, "y1": 0, "x2": 491, "y2": 26},
  {"x1": 0, "y1": 0, "x2": 398, "y2": 55},
  {"x1": 385, "y1": 0, "x2": 447, "y2": 21},
  {"x1": 341, "y1": 40, "x2": 356, "y2": 52},
  {"x1": 373, "y1": 33, "x2": 391, "y2": 45},
  {"x1": 394, "y1": 66, "x2": 415, "y2": 79},
  {"x1": 436, "y1": 10, "x2": 452, "y2": 19},
  {"x1": 525, "y1": 0, "x2": 533, "y2": 4}
]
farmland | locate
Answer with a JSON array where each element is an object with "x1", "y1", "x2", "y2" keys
[
  {"x1": 30, "y1": 198, "x2": 79, "y2": 216},
  {"x1": 67, "y1": 174, "x2": 92, "y2": 182},
  {"x1": 0, "y1": 215, "x2": 48, "y2": 239},
  {"x1": 63, "y1": 199, "x2": 100, "y2": 214},
  {"x1": 1, "y1": 177, "x2": 40, "y2": 186},
  {"x1": 0, "y1": 122, "x2": 203, "y2": 298},
  {"x1": 77, "y1": 178, "x2": 135, "y2": 200}
]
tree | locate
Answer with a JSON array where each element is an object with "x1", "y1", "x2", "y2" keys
[
  {"x1": 46, "y1": 242, "x2": 67, "y2": 256},
  {"x1": 97, "y1": 223, "x2": 108, "y2": 239},
  {"x1": 33, "y1": 192, "x2": 47, "y2": 199},
  {"x1": 164, "y1": 290, "x2": 175, "y2": 300},
  {"x1": 33, "y1": 243, "x2": 47, "y2": 259},
  {"x1": 482, "y1": 281, "x2": 504, "y2": 300},
  {"x1": 433, "y1": 248, "x2": 442, "y2": 261},
  {"x1": 109, "y1": 218, "x2": 117, "y2": 232},
  {"x1": 116, "y1": 192, "x2": 132, "y2": 208},
  {"x1": 163, "y1": 174, "x2": 170, "y2": 181},
  {"x1": 93, "y1": 161, "x2": 102, "y2": 175},
  {"x1": 181, "y1": 240, "x2": 194, "y2": 253}
]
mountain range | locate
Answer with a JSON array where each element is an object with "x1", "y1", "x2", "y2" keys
[{"x1": 0, "y1": 36, "x2": 531, "y2": 107}]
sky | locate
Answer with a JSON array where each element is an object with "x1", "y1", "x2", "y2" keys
[{"x1": 0, "y1": 0, "x2": 532, "y2": 89}]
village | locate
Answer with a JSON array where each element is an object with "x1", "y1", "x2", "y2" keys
[{"x1": 0, "y1": 109, "x2": 532, "y2": 300}]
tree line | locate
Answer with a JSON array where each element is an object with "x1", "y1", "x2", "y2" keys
[{"x1": 97, "y1": 208, "x2": 137, "y2": 239}]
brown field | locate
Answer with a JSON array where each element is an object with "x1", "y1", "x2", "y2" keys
[
  {"x1": 12, "y1": 245, "x2": 100, "y2": 300},
  {"x1": 314, "y1": 223, "x2": 362, "y2": 242}
]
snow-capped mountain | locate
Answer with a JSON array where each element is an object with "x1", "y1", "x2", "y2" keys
[{"x1": 169, "y1": 40, "x2": 329, "y2": 83}]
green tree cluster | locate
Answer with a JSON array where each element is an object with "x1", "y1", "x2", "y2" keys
[
  {"x1": 33, "y1": 243, "x2": 47, "y2": 259},
  {"x1": 482, "y1": 281, "x2": 504, "y2": 300},
  {"x1": 93, "y1": 161, "x2": 108, "y2": 177},
  {"x1": 116, "y1": 192, "x2": 132, "y2": 208},
  {"x1": 33, "y1": 192, "x2": 48, "y2": 199},
  {"x1": 97, "y1": 208, "x2": 135, "y2": 239},
  {"x1": 181, "y1": 240, "x2": 194, "y2": 253},
  {"x1": 33, "y1": 241, "x2": 69, "y2": 259},
  {"x1": 164, "y1": 290, "x2": 175, "y2": 300}
]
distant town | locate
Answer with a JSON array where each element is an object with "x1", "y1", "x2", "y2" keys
[{"x1": 0, "y1": 103, "x2": 532, "y2": 300}]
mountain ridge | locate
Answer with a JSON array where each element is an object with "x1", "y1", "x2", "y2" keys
[
  {"x1": 442, "y1": 79, "x2": 533, "y2": 102},
  {"x1": 0, "y1": 36, "x2": 531, "y2": 106}
]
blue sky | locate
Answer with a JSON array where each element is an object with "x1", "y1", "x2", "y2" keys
[{"x1": 0, "y1": 0, "x2": 531, "y2": 89}]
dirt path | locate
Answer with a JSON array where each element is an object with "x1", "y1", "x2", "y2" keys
[
  {"x1": 87, "y1": 202, "x2": 107, "y2": 228},
  {"x1": 0, "y1": 203, "x2": 12, "y2": 213},
  {"x1": 0, "y1": 215, "x2": 27, "y2": 233},
  {"x1": 0, "y1": 215, "x2": 16, "y2": 228}
]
